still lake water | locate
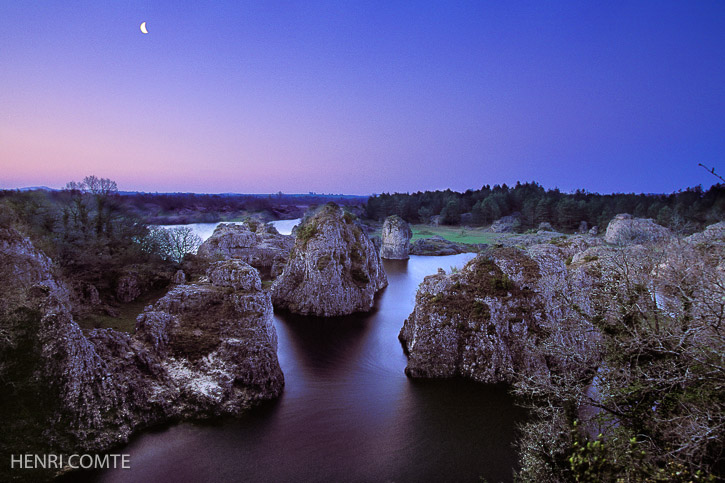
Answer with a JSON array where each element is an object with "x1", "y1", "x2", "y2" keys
[
  {"x1": 160, "y1": 218, "x2": 302, "y2": 240},
  {"x1": 75, "y1": 227, "x2": 526, "y2": 482}
]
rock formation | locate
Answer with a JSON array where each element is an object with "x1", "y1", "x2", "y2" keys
[
  {"x1": 271, "y1": 203, "x2": 387, "y2": 316},
  {"x1": 399, "y1": 240, "x2": 607, "y2": 384},
  {"x1": 0, "y1": 228, "x2": 283, "y2": 464},
  {"x1": 172, "y1": 269, "x2": 187, "y2": 284},
  {"x1": 380, "y1": 215, "x2": 413, "y2": 259},
  {"x1": 399, "y1": 249, "x2": 551, "y2": 382},
  {"x1": 490, "y1": 213, "x2": 521, "y2": 233},
  {"x1": 197, "y1": 221, "x2": 294, "y2": 278},
  {"x1": 685, "y1": 221, "x2": 725, "y2": 246},
  {"x1": 399, "y1": 219, "x2": 721, "y2": 385},
  {"x1": 604, "y1": 213, "x2": 671, "y2": 245},
  {"x1": 538, "y1": 221, "x2": 554, "y2": 231},
  {"x1": 116, "y1": 271, "x2": 141, "y2": 302}
]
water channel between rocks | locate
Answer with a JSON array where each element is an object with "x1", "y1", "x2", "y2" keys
[{"x1": 74, "y1": 224, "x2": 526, "y2": 483}]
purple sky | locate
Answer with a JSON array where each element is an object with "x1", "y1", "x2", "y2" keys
[{"x1": 1, "y1": 1, "x2": 724, "y2": 195}]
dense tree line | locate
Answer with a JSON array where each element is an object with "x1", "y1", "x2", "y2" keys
[
  {"x1": 120, "y1": 191, "x2": 367, "y2": 224},
  {"x1": 365, "y1": 182, "x2": 725, "y2": 232}
]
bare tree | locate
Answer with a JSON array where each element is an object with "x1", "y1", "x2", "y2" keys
[
  {"x1": 147, "y1": 226, "x2": 202, "y2": 263},
  {"x1": 63, "y1": 175, "x2": 119, "y2": 236},
  {"x1": 515, "y1": 238, "x2": 725, "y2": 480},
  {"x1": 699, "y1": 163, "x2": 725, "y2": 183}
]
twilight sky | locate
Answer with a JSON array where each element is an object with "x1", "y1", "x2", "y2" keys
[{"x1": 1, "y1": 1, "x2": 724, "y2": 195}]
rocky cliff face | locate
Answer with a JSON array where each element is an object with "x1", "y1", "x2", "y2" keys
[
  {"x1": 399, "y1": 218, "x2": 720, "y2": 385},
  {"x1": 271, "y1": 203, "x2": 388, "y2": 316},
  {"x1": 132, "y1": 259, "x2": 283, "y2": 416},
  {"x1": 399, "y1": 249, "x2": 551, "y2": 382},
  {"x1": 399, "y1": 239, "x2": 606, "y2": 384},
  {"x1": 604, "y1": 213, "x2": 671, "y2": 245},
  {"x1": 490, "y1": 213, "x2": 521, "y2": 233},
  {"x1": 380, "y1": 215, "x2": 413, "y2": 259},
  {"x1": 0, "y1": 229, "x2": 283, "y2": 463},
  {"x1": 197, "y1": 221, "x2": 294, "y2": 278}
]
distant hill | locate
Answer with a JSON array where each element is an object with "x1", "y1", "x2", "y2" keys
[{"x1": 16, "y1": 186, "x2": 58, "y2": 192}]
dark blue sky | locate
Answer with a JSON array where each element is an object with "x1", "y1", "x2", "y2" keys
[{"x1": 1, "y1": 1, "x2": 724, "y2": 194}]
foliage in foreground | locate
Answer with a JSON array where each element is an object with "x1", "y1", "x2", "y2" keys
[
  {"x1": 0, "y1": 177, "x2": 184, "y2": 306},
  {"x1": 514, "y1": 238, "x2": 724, "y2": 481}
]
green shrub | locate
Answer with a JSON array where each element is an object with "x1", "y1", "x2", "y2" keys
[{"x1": 296, "y1": 221, "x2": 318, "y2": 244}]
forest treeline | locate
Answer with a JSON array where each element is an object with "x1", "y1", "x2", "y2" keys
[
  {"x1": 365, "y1": 182, "x2": 725, "y2": 232},
  {"x1": 121, "y1": 191, "x2": 367, "y2": 224}
]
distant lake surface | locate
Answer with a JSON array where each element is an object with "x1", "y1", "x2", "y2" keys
[
  {"x1": 75, "y1": 254, "x2": 525, "y2": 483},
  {"x1": 158, "y1": 218, "x2": 302, "y2": 241}
]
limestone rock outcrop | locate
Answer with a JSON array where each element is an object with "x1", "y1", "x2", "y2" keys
[
  {"x1": 271, "y1": 203, "x2": 388, "y2": 316},
  {"x1": 0, "y1": 228, "x2": 283, "y2": 463},
  {"x1": 399, "y1": 219, "x2": 722, "y2": 385},
  {"x1": 490, "y1": 213, "x2": 521, "y2": 233},
  {"x1": 685, "y1": 221, "x2": 725, "y2": 246},
  {"x1": 399, "y1": 244, "x2": 601, "y2": 384},
  {"x1": 116, "y1": 272, "x2": 141, "y2": 302},
  {"x1": 604, "y1": 214, "x2": 671, "y2": 245},
  {"x1": 172, "y1": 269, "x2": 187, "y2": 284},
  {"x1": 399, "y1": 249, "x2": 550, "y2": 382},
  {"x1": 206, "y1": 259, "x2": 262, "y2": 291},
  {"x1": 133, "y1": 260, "x2": 283, "y2": 414},
  {"x1": 197, "y1": 221, "x2": 294, "y2": 278},
  {"x1": 538, "y1": 222, "x2": 554, "y2": 231},
  {"x1": 380, "y1": 215, "x2": 413, "y2": 259}
]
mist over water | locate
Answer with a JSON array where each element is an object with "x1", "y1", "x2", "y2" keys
[{"x1": 76, "y1": 255, "x2": 526, "y2": 483}]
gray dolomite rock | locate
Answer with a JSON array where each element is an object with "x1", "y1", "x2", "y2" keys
[
  {"x1": 399, "y1": 243, "x2": 601, "y2": 384},
  {"x1": 604, "y1": 213, "x2": 671, "y2": 245},
  {"x1": 399, "y1": 249, "x2": 549, "y2": 383},
  {"x1": 380, "y1": 215, "x2": 413, "y2": 259},
  {"x1": 172, "y1": 269, "x2": 187, "y2": 284},
  {"x1": 271, "y1": 203, "x2": 388, "y2": 316},
  {"x1": 197, "y1": 221, "x2": 294, "y2": 278},
  {"x1": 0, "y1": 228, "x2": 283, "y2": 460}
]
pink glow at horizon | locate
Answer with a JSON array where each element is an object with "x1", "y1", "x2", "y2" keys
[{"x1": 2, "y1": 2, "x2": 725, "y2": 195}]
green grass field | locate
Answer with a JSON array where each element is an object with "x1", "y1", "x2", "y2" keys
[
  {"x1": 370, "y1": 224, "x2": 496, "y2": 245},
  {"x1": 410, "y1": 224, "x2": 496, "y2": 244},
  {"x1": 76, "y1": 288, "x2": 168, "y2": 333}
]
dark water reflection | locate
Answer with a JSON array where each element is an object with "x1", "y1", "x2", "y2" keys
[{"x1": 73, "y1": 255, "x2": 526, "y2": 483}]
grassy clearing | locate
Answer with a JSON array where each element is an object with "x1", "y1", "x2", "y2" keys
[
  {"x1": 77, "y1": 287, "x2": 168, "y2": 333},
  {"x1": 371, "y1": 224, "x2": 496, "y2": 245}
]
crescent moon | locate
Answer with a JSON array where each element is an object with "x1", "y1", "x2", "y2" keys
[{"x1": 140, "y1": 22, "x2": 148, "y2": 34}]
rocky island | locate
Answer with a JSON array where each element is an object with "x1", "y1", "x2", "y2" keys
[
  {"x1": 0, "y1": 227, "x2": 283, "y2": 477},
  {"x1": 398, "y1": 214, "x2": 725, "y2": 480},
  {"x1": 197, "y1": 220, "x2": 294, "y2": 279},
  {"x1": 379, "y1": 215, "x2": 413, "y2": 259},
  {"x1": 272, "y1": 203, "x2": 388, "y2": 316}
]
